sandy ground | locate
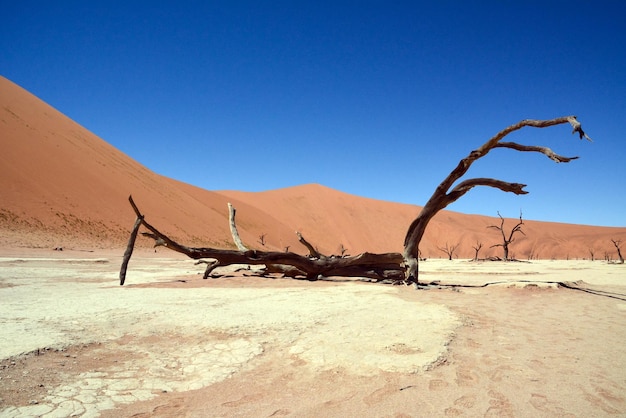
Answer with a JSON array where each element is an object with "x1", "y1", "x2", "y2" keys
[{"x1": 0, "y1": 248, "x2": 625, "y2": 417}]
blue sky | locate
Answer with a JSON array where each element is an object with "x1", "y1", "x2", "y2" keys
[{"x1": 2, "y1": 1, "x2": 625, "y2": 227}]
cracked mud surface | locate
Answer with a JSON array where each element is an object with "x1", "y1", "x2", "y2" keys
[
  {"x1": 1, "y1": 252, "x2": 625, "y2": 417},
  {"x1": 1, "y1": 333, "x2": 262, "y2": 417}
]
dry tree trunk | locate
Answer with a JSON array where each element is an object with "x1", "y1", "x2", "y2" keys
[
  {"x1": 119, "y1": 215, "x2": 143, "y2": 286},
  {"x1": 611, "y1": 239, "x2": 624, "y2": 264}
]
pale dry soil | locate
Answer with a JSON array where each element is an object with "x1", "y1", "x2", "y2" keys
[{"x1": 0, "y1": 249, "x2": 624, "y2": 417}]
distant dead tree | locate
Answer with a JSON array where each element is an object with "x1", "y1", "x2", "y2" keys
[
  {"x1": 258, "y1": 233, "x2": 267, "y2": 246},
  {"x1": 527, "y1": 244, "x2": 537, "y2": 260},
  {"x1": 339, "y1": 244, "x2": 349, "y2": 257},
  {"x1": 611, "y1": 239, "x2": 624, "y2": 264},
  {"x1": 120, "y1": 116, "x2": 591, "y2": 286},
  {"x1": 437, "y1": 242, "x2": 459, "y2": 261},
  {"x1": 588, "y1": 247, "x2": 595, "y2": 261},
  {"x1": 489, "y1": 211, "x2": 525, "y2": 261},
  {"x1": 472, "y1": 241, "x2": 483, "y2": 261}
]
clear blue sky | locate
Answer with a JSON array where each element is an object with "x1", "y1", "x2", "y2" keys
[{"x1": 2, "y1": 1, "x2": 625, "y2": 227}]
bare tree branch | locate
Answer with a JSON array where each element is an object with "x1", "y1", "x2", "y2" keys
[
  {"x1": 446, "y1": 178, "x2": 528, "y2": 204},
  {"x1": 228, "y1": 203, "x2": 249, "y2": 251},
  {"x1": 494, "y1": 142, "x2": 579, "y2": 163},
  {"x1": 567, "y1": 116, "x2": 593, "y2": 141},
  {"x1": 296, "y1": 231, "x2": 322, "y2": 258}
]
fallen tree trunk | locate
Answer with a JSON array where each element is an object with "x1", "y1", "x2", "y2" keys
[{"x1": 119, "y1": 196, "x2": 405, "y2": 285}]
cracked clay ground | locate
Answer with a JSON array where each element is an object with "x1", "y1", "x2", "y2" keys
[{"x1": 1, "y1": 252, "x2": 625, "y2": 417}]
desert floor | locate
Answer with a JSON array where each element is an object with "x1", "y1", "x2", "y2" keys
[{"x1": 0, "y1": 248, "x2": 624, "y2": 417}]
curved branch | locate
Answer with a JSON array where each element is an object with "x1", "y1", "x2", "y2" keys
[
  {"x1": 487, "y1": 211, "x2": 507, "y2": 243},
  {"x1": 296, "y1": 231, "x2": 323, "y2": 258},
  {"x1": 495, "y1": 142, "x2": 579, "y2": 163},
  {"x1": 446, "y1": 178, "x2": 528, "y2": 204}
]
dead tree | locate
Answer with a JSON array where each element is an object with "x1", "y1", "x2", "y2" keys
[
  {"x1": 120, "y1": 116, "x2": 591, "y2": 286},
  {"x1": 403, "y1": 116, "x2": 591, "y2": 283},
  {"x1": 472, "y1": 241, "x2": 483, "y2": 261},
  {"x1": 437, "y1": 242, "x2": 459, "y2": 261},
  {"x1": 119, "y1": 197, "x2": 405, "y2": 285},
  {"x1": 611, "y1": 239, "x2": 624, "y2": 264},
  {"x1": 258, "y1": 233, "x2": 267, "y2": 246},
  {"x1": 488, "y1": 211, "x2": 525, "y2": 261}
]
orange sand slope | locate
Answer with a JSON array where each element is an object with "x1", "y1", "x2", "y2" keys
[{"x1": 1, "y1": 76, "x2": 624, "y2": 259}]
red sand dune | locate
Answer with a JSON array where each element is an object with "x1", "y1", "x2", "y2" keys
[{"x1": 1, "y1": 76, "x2": 624, "y2": 259}]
